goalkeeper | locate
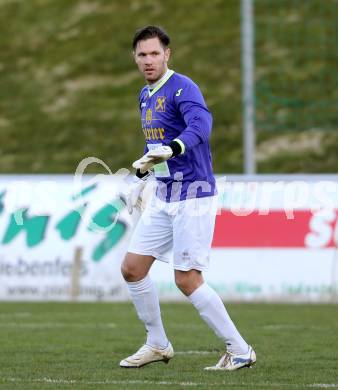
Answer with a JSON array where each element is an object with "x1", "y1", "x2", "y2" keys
[{"x1": 119, "y1": 25, "x2": 256, "y2": 371}]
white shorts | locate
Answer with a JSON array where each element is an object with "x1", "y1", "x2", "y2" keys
[{"x1": 128, "y1": 196, "x2": 217, "y2": 271}]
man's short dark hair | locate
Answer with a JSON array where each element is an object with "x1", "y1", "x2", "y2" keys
[{"x1": 132, "y1": 25, "x2": 170, "y2": 50}]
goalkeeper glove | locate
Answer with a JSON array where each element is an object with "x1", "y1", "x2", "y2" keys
[
  {"x1": 132, "y1": 141, "x2": 183, "y2": 174},
  {"x1": 125, "y1": 170, "x2": 152, "y2": 214},
  {"x1": 132, "y1": 146, "x2": 172, "y2": 173}
]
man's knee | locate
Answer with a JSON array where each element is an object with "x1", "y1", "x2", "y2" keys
[
  {"x1": 121, "y1": 253, "x2": 155, "y2": 282},
  {"x1": 175, "y1": 269, "x2": 203, "y2": 296},
  {"x1": 120, "y1": 260, "x2": 138, "y2": 282}
]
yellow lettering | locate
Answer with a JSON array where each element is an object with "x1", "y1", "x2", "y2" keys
[{"x1": 142, "y1": 127, "x2": 166, "y2": 140}]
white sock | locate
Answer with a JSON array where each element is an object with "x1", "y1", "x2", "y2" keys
[
  {"x1": 188, "y1": 283, "x2": 248, "y2": 354},
  {"x1": 127, "y1": 275, "x2": 168, "y2": 349}
]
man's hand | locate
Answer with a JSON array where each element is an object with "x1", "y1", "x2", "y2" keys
[
  {"x1": 132, "y1": 146, "x2": 173, "y2": 173},
  {"x1": 124, "y1": 172, "x2": 152, "y2": 214}
]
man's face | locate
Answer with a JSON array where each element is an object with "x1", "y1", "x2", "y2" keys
[{"x1": 134, "y1": 37, "x2": 170, "y2": 83}]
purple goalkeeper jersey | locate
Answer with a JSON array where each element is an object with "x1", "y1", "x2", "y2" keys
[{"x1": 138, "y1": 69, "x2": 216, "y2": 202}]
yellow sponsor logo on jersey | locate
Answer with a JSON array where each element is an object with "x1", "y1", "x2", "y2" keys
[
  {"x1": 155, "y1": 96, "x2": 166, "y2": 112},
  {"x1": 146, "y1": 108, "x2": 152, "y2": 125},
  {"x1": 142, "y1": 127, "x2": 165, "y2": 140}
]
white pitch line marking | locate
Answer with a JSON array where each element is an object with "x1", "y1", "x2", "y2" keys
[
  {"x1": 5, "y1": 377, "x2": 338, "y2": 388},
  {"x1": 175, "y1": 351, "x2": 218, "y2": 355},
  {"x1": 0, "y1": 312, "x2": 32, "y2": 319},
  {"x1": 0, "y1": 322, "x2": 116, "y2": 329},
  {"x1": 6, "y1": 378, "x2": 200, "y2": 386},
  {"x1": 262, "y1": 324, "x2": 324, "y2": 331}
]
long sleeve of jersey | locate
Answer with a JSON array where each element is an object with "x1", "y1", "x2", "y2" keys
[{"x1": 174, "y1": 83, "x2": 212, "y2": 151}]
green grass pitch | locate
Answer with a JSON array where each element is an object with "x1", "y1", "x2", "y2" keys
[{"x1": 0, "y1": 302, "x2": 337, "y2": 389}]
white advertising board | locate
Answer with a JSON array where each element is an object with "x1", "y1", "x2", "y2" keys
[{"x1": 0, "y1": 174, "x2": 337, "y2": 302}]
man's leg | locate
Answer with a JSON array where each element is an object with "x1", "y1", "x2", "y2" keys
[
  {"x1": 172, "y1": 196, "x2": 255, "y2": 368},
  {"x1": 119, "y1": 197, "x2": 174, "y2": 367},
  {"x1": 121, "y1": 252, "x2": 169, "y2": 349},
  {"x1": 174, "y1": 269, "x2": 249, "y2": 354}
]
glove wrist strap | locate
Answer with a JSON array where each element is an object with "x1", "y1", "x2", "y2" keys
[
  {"x1": 136, "y1": 169, "x2": 150, "y2": 180},
  {"x1": 168, "y1": 140, "x2": 183, "y2": 157}
]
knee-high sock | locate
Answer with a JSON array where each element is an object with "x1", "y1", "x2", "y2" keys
[
  {"x1": 188, "y1": 283, "x2": 248, "y2": 354},
  {"x1": 127, "y1": 275, "x2": 168, "y2": 349}
]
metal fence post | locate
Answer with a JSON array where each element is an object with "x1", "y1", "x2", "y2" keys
[{"x1": 241, "y1": 0, "x2": 256, "y2": 174}]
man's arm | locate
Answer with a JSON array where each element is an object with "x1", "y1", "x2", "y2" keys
[
  {"x1": 174, "y1": 82, "x2": 212, "y2": 151},
  {"x1": 175, "y1": 102, "x2": 212, "y2": 150}
]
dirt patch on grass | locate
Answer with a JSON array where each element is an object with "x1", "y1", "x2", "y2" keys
[
  {"x1": 257, "y1": 130, "x2": 325, "y2": 161},
  {"x1": 43, "y1": 71, "x2": 140, "y2": 113}
]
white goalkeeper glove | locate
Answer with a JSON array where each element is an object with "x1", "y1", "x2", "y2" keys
[
  {"x1": 132, "y1": 146, "x2": 173, "y2": 174},
  {"x1": 125, "y1": 171, "x2": 152, "y2": 214}
]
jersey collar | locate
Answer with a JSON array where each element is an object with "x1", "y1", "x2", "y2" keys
[{"x1": 148, "y1": 69, "x2": 174, "y2": 97}]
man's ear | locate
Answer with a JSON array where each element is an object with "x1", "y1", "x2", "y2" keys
[{"x1": 164, "y1": 48, "x2": 171, "y2": 62}]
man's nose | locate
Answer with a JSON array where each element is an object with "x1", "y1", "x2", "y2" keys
[{"x1": 144, "y1": 55, "x2": 152, "y2": 65}]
